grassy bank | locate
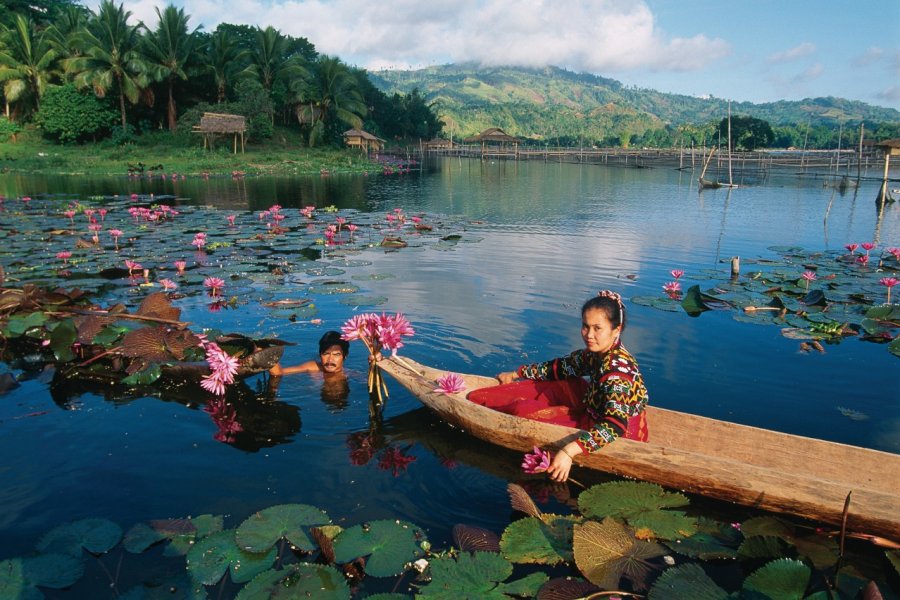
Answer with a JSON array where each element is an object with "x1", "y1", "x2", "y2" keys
[{"x1": 0, "y1": 125, "x2": 385, "y2": 177}]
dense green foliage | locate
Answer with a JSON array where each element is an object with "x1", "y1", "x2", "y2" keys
[
  {"x1": 0, "y1": 115, "x2": 19, "y2": 140},
  {"x1": 373, "y1": 64, "x2": 900, "y2": 148},
  {"x1": 33, "y1": 83, "x2": 117, "y2": 142},
  {"x1": 717, "y1": 115, "x2": 775, "y2": 151},
  {"x1": 0, "y1": 1, "x2": 444, "y2": 149}
]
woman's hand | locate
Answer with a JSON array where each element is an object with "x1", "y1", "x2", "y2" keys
[
  {"x1": 547, "y1": 443, "x2": 581, "y2": 482},
  {"x1": 497, "y1": 371, "x2": 518, "y2": 384}
]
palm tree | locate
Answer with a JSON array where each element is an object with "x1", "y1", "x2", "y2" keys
[
  {"x1": 142, "y1": 4, "x2": 201, "y2": 131},
  {"x1": 46, "y1": 5, "x2": 91, "y2": 82},
  {"x1": 70, "y1": 0, "x2": 149, "y2": 129},
  {"x1": 0, "y1": 14, "x2": 59, "y2": 117},
  {"x1": 244, "y1": 26, "x2": 307, "y2": 123},
  {"x1": 206, "y1": 29, "x2": 247, "y2": 103},
  {"x1": 294, "y1": 55, "x2": 366, "y2": 147}
]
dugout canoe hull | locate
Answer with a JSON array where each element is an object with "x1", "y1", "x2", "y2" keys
[{"x1": 379, "y1": 355, "x2": 900, "y2": 542}]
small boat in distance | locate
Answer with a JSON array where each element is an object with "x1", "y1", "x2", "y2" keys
[
  {"x1": 699, "y1": 102, "x2": 739, "y2": 190},
  {"x1": 378, "y1": 355, "x2": 900, "y2": 542}
]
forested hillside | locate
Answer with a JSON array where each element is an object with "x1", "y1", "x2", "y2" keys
[{"x1": 371, "y1": 64, "x2": 900, "y2": 148}]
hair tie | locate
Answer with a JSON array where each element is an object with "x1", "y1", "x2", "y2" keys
[{"x1": 597, "y1": 289, "x2": 625, "y2": 318}]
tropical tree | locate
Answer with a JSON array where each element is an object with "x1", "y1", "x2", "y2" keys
[
  {"x1": 294, "y1": 55, "x2": 366, "y2": 147},
  {"x1": 0, "y1": 0, "x2": 77, "y2": 27},
  {"x1": 205, "y1": 28, "x2": 247, "y2": 103},
  {"x1": 142, "y1": 4, "x2": 201, "y2": 131},
  {"x1": 45, "y1": 5, "x2": 90, "y2": 80},
  {"x1": 70, "y1": 0, "x2": 150, "y2": 129},
  {"x1": 243, "y1": 26, "x2": 307, "y2": 124},
  {"x1": 717, "y1": 115, "x2": 775, "y2": 151},
  {"x1": 0, "y1": 14, "x2": 59, "y2": 117}
]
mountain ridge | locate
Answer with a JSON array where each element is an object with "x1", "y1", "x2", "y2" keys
[{"x1": 369, "y1": 64, "x2": 900, "y2": 144}]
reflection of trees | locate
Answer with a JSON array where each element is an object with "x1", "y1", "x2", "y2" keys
[{"x1": 49, "y1": 371, "x2": 301, "y2": 453}]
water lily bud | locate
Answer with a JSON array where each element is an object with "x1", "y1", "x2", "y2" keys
[{"x1": 413, "y1": 558, "x2": 429, "y2": 572}]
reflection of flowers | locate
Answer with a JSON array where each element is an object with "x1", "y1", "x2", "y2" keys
[
  {"x1": 204, "y1": 398, "x2": 243, "y2": 443},
  {"x1": 522, "y1": 446, "x2": 551, "y2": 474},
  {"x1": 377, "y1": 446, "x2": 417, "y2": 477},
  {"x1": 434, "y1": 372, "x2": 466, "y2": 394},
  {"x1": 346, "y1": 433, "x2": 417, "y2": 476},
  {"x1": 662, "y1": 280, "x2": 682, "y2": 299}
]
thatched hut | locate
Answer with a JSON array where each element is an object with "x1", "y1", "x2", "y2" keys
[
  {"x1": 423, "y1": 138, "x2": 453, "y2": 151},
  {"x1": 343, "y1": 129, "x2": 385, "y2": 153},
  {"x1": 193, "y1": 112, "x2": 247, "y2": 153},
  {"x1": 463, "y1": 127, "x2": 519, "y2": 158}
]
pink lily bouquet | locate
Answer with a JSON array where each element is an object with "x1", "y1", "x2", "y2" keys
[{"x1": 341, "y1": 312, "x2": 415, "y2": 405}]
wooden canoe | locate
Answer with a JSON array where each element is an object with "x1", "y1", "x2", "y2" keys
[{"x1": 378, "y1": 355, "x2": 900, "y2": 542}]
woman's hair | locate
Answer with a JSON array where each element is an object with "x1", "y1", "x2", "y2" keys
[
  {"x1": 581, "y1": 290, "x2": 626, "y2": 331},
  {"x1": 319, "y1": 330, "x2": 350, "y2": 356}
]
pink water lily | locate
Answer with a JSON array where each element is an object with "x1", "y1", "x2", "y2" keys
[
  {"x1": 109, "y1": 228, "x2": 123, "y2": 250},
  {"x1": 522, "y1": 447, "x2": 552, "y2": 474},
  {"x1": 227, "y1": 214, "x2": 236, "y2": 226},
  {"x1": 880, "y1": 277, "x2": 898, "y2": 303},
  {"x1": 857, "y1": 254, "x2": 869, "y2": 266},
  {"x1": 56, "y1": 251, "x2": 72, "y2": 265},
  {"x1": 174, "y1": 260, "x2": 186, "y2": 274},
  {"x1": 199, "y1": 341, "x2": 239, "y2": 396},
  {"x1": 63, "y1": 210, "x2": 76, "y2": 224},
  {"x1": 434, "y1": 372, "x2": 466, "y2": 394},
  {"x1": 663, "y1": 281, "x2": 681, "y2": 293},
  {"x1": 204, "y1": 276, "x2": 225, "y2": 296},
  {"x1": 159, "y1": 278, "x2": 177, "y2": 291},
  {"x1": 801, "y1": 270, "x2": 816, "y2": 290},
  {"x1": 125, "y1": 260, "x2": 141, "y2": 275},
  {"x1": 861, "y1": 242, "x2": 876, "y2": 256},
  {"x1": 888, "y1": 247, "x2": 900, "y2": 261},
  {"x1": 670, "y1": 269, "x2": 684, "y2": 279},
  {"x1": 191, "y1": 233, "x2": 207, "y2": 249}
]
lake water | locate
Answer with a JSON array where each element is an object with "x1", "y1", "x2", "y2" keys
[{"x1": 0, "y1": 158, "x2": 897, "y2": 595}]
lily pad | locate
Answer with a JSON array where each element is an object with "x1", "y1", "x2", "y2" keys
[
  {"x1": 499, "y1": 514, "x2": 575, "y2": 565},
  {"x1": 647, "y1": 563, "x2": 729, "y2": 600},
  {"x1": 419, "y1": 551, "x2": 547, "y2": 600},
  {"x1": 339, "y1": 294, "x2": 388, "y2": 307},
  {"x1": 331, "y1": 519, "x2": 425, "y2": 577},
  {"x1": 236, "y1": 563, "x2": 350, "y2": 600},
  {"x1": 234, "y1": 503, "x2": 331, "y2": 553},
  {"x1": 123, "y1": 522, "x2": 167, "y2": 554},
  {"x1": 0, "y1": 553, "x2": 85, "y2": 597},
  {"x1": 573, "y1": 518, "x2": 667, "y2": 590},
  {"x1": 160, "y1": 514, "x2": 224, "y2": 557},
  {"x1": 742, "y1": 558, "x2": 810, "y2": 599},
  {"x1": 578, "y1": 481, "x2": 690, "y2": 521},
  {"x1": 36, "y1": 517, "x2": 123, "y2": 556},
  {"x1": 185, "y1": 529, "x2": 276, "y2": 586}
]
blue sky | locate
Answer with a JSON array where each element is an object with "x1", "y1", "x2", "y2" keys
[{"x1": 96, "y1": 0, "x2": 900, "y2": 109}]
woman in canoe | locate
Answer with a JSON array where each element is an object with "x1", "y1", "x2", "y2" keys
[{"x1": 482, "y1": 290, "x2": 649, "y2": 482}]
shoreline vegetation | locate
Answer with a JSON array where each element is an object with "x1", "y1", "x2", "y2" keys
[{"x1": 0, "y1": 126, "x2": 385, "y2": 177}]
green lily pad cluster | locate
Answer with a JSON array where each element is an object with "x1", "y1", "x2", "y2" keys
[
  {"x1": 633, "y1": 245, "x2": 900, "y2": 357},
  {"x1": 2, "y1": 484, "x2": 897, "y2": 598}
]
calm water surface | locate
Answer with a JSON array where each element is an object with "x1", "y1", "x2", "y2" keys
[{"x1": 0, "y1": 159, "x2": 897, "y2": 589}]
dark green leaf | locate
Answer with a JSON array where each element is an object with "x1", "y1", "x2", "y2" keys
[
  {"x1": 742, "y1": 558, "x2": 810, "y2": 599},
  {"x1": 36, "y1": 518, "x2": 122, "y2": 556},
  {"x1": 578, "y1": 481, "x2": 690, "y2": 521},
  {"x1": 22, "y1": 553, "x2": 85, "y2": 589},
  {"x1": 419, "y1": 551, "x2": 521, "y2": 600},
  {"x1": 235, "y1": 503, "x2": 331, "y2": 553},
  {"x1": 236, "y1": 563, "x2": 350, "y2": 600},
  {"x1": 121, "y1": 364, "x2": 163, "y2": 385},
  {"x1": 499, "y1": 514, "x2": 575, "y2": 565},
  {"x1": 49, "y1": 318, "x2": 77, "y2": 362},
  {"x1": 185, "y1": 530, "x2": 276, "y2": 586},
  {"x1": 163, "y1": 514, "x2": 224, "y2": 557},
  {"x1": 648, "y1": 563, "x2": 730, "y2": 600},
  {"x1": 123, "y1": 523, "x2": 167, "y2": 554},
  {"x1": 331, "y1": 520, "x2": 424, "y2": 577}
]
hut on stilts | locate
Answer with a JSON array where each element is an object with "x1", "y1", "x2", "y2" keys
[
  {"x1": 193, "y1": 113, "x2": 247, "y2": 154},
  {"x1": 464, "y1": 127, "x2": 519, "y2": 159}
]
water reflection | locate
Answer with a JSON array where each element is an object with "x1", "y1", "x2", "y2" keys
[{"x1": 48, "y1": 371, "x2": 301, "y2": 452}]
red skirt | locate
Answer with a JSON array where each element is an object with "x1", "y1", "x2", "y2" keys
[{"x1": 467, "y1": 378, "x2": 648, "y2": 442}]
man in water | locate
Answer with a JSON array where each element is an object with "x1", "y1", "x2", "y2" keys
[{"x1": 269, "y1": 331, "x2": 348, "y2": 378}]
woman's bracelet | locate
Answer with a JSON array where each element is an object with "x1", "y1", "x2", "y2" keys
[{"x1": 561, "y1": 446, "x2": 578, "y2": 458}]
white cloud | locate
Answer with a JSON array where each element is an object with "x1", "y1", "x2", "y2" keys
[
  {"x1": 853, "y1": 46, "x2": 884, "y2": 67},
  {"x1": 876, "y1": 86, "x2": 900, "y2": 103},
  {"x1": 87, "y1": 0, "x2": 730, "y2": 76},
  {"x1": 767, "y1": 42, "x2": 816, "y2": 64}
]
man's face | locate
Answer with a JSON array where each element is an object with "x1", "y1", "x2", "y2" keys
[{"x1": 320, "y1": 345, "x2": 346, "y2": 373}]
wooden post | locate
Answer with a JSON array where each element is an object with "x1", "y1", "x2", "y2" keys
[
  {"x1": 857, "y1": 123, "x2": 864, "y2": 181},
  {"x1": 879, "y1": 154, "x2": 890, "y2": 205},
  {"x1": 730, "y1": 256, "x2": 740, "y2": 279}
]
